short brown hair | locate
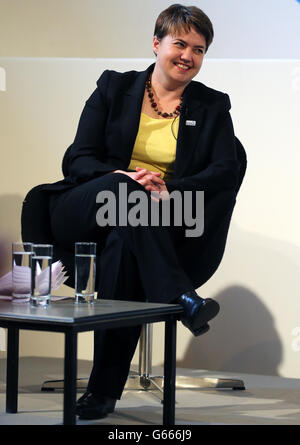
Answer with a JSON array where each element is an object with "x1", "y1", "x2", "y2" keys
[{"x1": 154, "y1": 4, "x2": 214, "y2": 52}]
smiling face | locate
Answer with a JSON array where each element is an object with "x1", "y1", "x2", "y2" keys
[{"x1": 153, "y1": 27, "x2": 206, "y2": 89}]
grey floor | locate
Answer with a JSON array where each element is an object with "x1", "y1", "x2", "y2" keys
[{"x1": 1, "y1": 357, "x2": 300, "y2": 425}]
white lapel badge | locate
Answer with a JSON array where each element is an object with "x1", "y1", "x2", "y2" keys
[{"x1": 185, "y1": 120, "x2": 196, "y2": 126}]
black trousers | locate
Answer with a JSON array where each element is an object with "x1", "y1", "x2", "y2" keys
[{"x1": 49, "y1": 173, "x2": 194, "y2": 398}]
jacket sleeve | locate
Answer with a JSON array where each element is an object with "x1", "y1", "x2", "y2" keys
[
  {"x1": 166, "y1": 94, "x2": 241, "y2": 195},
  {"x1": 62, "y1": 70, "x2": 117, "y2": 183}
]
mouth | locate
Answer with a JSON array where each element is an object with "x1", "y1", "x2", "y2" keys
[{"x1": 174, "y1": 62, "x2": 191, "y2": 72}]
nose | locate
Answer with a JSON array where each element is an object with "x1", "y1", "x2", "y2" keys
[{"x1": 180, "y1": 46, "x2": 193, "y2": 62}]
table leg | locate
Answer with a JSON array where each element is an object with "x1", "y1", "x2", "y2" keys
[
  {"x1": 163, "y1": 317, "x2": 177, "y2": 425},
  {"x1": 64, "y1": 329, "x2": 77, "y2": 425},
  {"x1": 6, "y1": 327, "x2": 19, "y2": 413}
]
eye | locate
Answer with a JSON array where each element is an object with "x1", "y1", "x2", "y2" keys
[
  {"x1": 174, "y1": 41, "x2": 185, "y2": 48},
  {"x1": 194, "y1": 48, "x2": 204, "y2": 55}
]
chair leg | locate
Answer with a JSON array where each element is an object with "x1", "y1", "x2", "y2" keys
[
  {"x1": 124, "y1": 323, "x2": 246, "y2": 398},
  {"x1": 124, "y1": 323, "x2": 164, "y2": 401}
]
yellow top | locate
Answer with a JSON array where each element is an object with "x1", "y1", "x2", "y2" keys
[{"x1": 128, "y1": 112, "x2": 179, "y2": 180}]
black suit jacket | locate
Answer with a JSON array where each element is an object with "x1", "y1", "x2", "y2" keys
[{"x1": 34, "y1": 63, "x2": 245, "y2": 289}]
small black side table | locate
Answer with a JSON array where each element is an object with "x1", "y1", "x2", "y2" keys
[{"x1": 0, "y1": 299, "x2": 183, "y2": 425}]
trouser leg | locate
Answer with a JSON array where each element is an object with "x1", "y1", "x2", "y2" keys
[
  {"x1": 111, "y1": 223, "x2": 192, "y2": 303},
  {"x1": 87, "y1": 219, "x2": 192, "y2": 398},
  {"x1": 87, "y1": 230, "x2": 144, "y2": 399},
  {"x1": 88, "y1": 326, "x2": 142, "y2": 399}
]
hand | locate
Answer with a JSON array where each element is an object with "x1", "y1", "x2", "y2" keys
[
  {"x1": 134, "y1": 167, "x2": 164, "y2": 191},
  {"x1": 135, "y1": 167, "x2": 169, "y2": 202},
  {"x1": 112, "y1": 167, "x2": 163, "y2": 192},
  {"x1": 112, "y1": 167, "x2": 169, "y2": 201}
]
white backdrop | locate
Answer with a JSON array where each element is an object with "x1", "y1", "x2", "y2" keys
[{"x1": 0, "y1": 57, "x2": 300, "y2": 377}]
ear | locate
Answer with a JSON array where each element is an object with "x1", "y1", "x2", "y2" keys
[{"x1": 153, "y1": 35, "x2": 160, "y2": 56}]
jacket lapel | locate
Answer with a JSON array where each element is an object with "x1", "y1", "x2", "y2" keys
[
  {"x1": 120, "y1": 64, "x2": 155, "y2": 167},
  {"x1": 172, "y1": 83, "x2": 205, "y2": 179}
]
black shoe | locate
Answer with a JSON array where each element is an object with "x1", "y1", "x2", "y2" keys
[
  {"x1": 75, "y1": 391, "x2": 117, "y2": 420},
  {"x1": 76, "y1": 391, "x2": 91, "y2": 411},
  {"x1": 176, "y1": 291, "x2": 220, "y2": 336},
  {"x1": 193, "y1": 322, "x2": 210, "y2": 336}
]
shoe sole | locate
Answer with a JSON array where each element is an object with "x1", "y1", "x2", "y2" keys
[
  {"x1": 194, "y1": 299, "x2": 220, "y2": 327},
  {"x1": 193, "y1": 323, "x2": 210, "y2": 337},
  {"x1": 182, "y1": 299, "x2": 220, "y2": 336}
]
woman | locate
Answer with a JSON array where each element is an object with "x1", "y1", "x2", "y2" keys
[{"x1": 47, "y1": 4, "x2": 242, "y2": 419}]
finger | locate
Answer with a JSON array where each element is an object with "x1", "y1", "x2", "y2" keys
[
  {"x1": 135, "y1": 167, "x2": 148, "y2": 174},
  {"x1": 136, "y1": 166, "x2": 162, "y2": 176},
  {"x1": 138, "y1": 172, "x2": 155, "y2": 182},
  {"x1": 135, "y1": 169, "x2": 148, "y2": 179},
  {"x1": 137, "y1": 176, "x2": 160, "y2": 191},
  {"x1": 150, "y1": 175, "x2": 165, "y2": 185},
  {"x1": 144, "y1": 184, "x2": 160, "y2": 192}
]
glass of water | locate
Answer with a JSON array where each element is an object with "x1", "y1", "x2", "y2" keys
[
  {"x1": 75, "y1": 242, "x2": 96, "y2": 303},
  {"x1": 12, "y1": 242, "x2": 33, "y2": 300},
  {"x1": 30, "y1": 244, "x2": 53, "y2": 307}
]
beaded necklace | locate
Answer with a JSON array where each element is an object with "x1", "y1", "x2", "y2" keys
[{"x1": 145, "y1": 75, "x2": 182, "y2": 119}]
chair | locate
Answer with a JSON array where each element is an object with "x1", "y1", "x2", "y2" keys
[{"x1": 21, "y1": 137, "x2": 247, "y2": 397}]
